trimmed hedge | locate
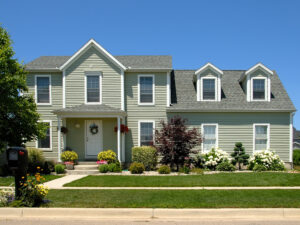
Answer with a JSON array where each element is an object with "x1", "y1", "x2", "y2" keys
[
  {"x1": 132, "y1": 146, "x2": 157, "y2": 171},
  {"x1": 293, "y1": 149, "x2": 300, "y2": 166},
  {"x1": 129, "y1": 162, "x2": 145, "y2": 174}
]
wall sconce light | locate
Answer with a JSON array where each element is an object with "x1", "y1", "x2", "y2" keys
[{"x1": 75, "y1": 123, "x2": 80, "y2": 128}]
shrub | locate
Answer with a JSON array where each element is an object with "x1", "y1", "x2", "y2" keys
[
  {"x1": 97, "y1": 150, "x2": 117, "y2": 164},
  {"x1": 192, "y1": 154, "x2": 205, "y2": 169},
  {"x1": 253, "y1": 164, "x2": 267, "y2": 172},
  {"x1": 99, "y1": 164, "x2": 109, "y2": 173},
  {"x1": 132, "y1": 146, "x2": 157, "y2": 171},
  {"x1": 0, "y1": 188, "x2": 14, "y2": 206},
  {"x1": 55, "y1": 164, "x2": 65, "y2": 174},
  {"x1": 183, "y1": 165, "x2": 190, "y2": 174},
  {"x1": 43, "y1": 160, "x2": 55, "y2": 175},
  {"x1": 158, "y1": 165, "x2": 171, "y2": 174},
  {"x1": 190, "y1": 168, "x2": 204, "y2": 174},
  {"x1": 202, "y1": 148, "x2": 232, "y2": 170},
  {"x1": 129, "y1": 162, "x2": 145, "y2": 174},
  {"x1": 293, "y1": 149, "x2": 300, "y2": 166},
  {"x1": 27, "y1": 148, "x2": 45, "y2": 174},
  {"x1": 231, "y1": 142, "x2": 249, "y2": 170},
  {"x1": 60, "y1": 151, "x2": 78, "y2": 162},
  {"x1": 248, "y1": 150, "x2": 285, "y2": 171},
  {"x1": 216, "y1": 161, "x2": 236, "y2": 171},
  {"x1": 108, "y1": 162, "x2": 122, "y2": 173}
]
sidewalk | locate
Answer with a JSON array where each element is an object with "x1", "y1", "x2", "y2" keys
[{"x1": 43, "y1": 175, "x2": 87, "y2": 188}]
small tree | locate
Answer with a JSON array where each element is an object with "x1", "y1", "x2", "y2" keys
[
  {"x1": 231, "y1": 142, "x2": 249, "y2": 170},
  {"x1": 155, "y1": 116, "x2": 201, "y2": 171}
]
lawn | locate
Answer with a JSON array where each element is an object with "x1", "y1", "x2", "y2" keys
[
  {"x1": 0, "y1": 175, "x2": 62, "y2": 186},
  {"x1": 44, "y1": 189, "x2": 300, "y2": 208},
  {"x1": 64, "y1": 173, "x2": 300, "y2": 187}
]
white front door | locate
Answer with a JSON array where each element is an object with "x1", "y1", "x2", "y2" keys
[{"x1": 85, "y1": 120, "x2": 103, "y2": 159}]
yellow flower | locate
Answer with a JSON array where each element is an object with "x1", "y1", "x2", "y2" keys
[
  {"x1": 21, "y1": 176, "x2": 25, "y2": 179},
  {"x1": 24, "y1": 184, "x2": 27, "y2": 186},
  {"x1": 37, "y1": 166, "x2": 40, "y2": 169}
]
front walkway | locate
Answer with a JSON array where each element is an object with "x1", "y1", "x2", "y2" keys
[{"x1": 44, "y1": 175, "x2": 87, "y2": 189}]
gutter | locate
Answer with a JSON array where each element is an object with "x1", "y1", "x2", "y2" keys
[{"x1": 166, "y1": 108, "x2": 297, "y2": 113}]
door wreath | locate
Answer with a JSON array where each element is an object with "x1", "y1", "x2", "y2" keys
[{"x1": 89, "y1": 123, "x2": 98, "y2": 135}]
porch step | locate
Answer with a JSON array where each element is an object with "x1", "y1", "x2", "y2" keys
[
  {"x1": 77, "y1": 161, "x2": 97, "y2": 165},
  {"x1": 67, "y1": 169, "x2": 99, "y2": 175},
  {"x1": 74, "y1": 165, "x2": 98, "y2": 170}
]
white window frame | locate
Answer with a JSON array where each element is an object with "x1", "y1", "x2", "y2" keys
[
  {"x1": 200, "y1": 77, "x2": 217, "y2": 101},
  {"x1": 36, "y1": 120, "x2": 52, "y2": 151},
  {"x1": 201, "y1": 123, "x2": 219, "y2": 152},
  {"x1": 35, "y1": 75, "x2": 52, "y2": 105},
  {"x1": 253, "y1": 123, "x2": 270, "y2": 152},
  {"x1": 84, "y1": 71, "x2": 102, "y2": 105},
  {"x1": 138, "y1": 74, "x2": 155, "y2": 105},
  {"x1": 251, "y1": 77, "x2": 267, "y2": 101},
  {"x1": 138, "y1": 120, "x2": 155, "y2": 146}
]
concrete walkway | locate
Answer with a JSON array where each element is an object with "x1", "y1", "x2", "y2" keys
[{"x1": 43, "y1": 175, "x2": 87, "y2": 188}]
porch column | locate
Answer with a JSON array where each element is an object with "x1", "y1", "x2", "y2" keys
[
  {"x1": 57, "y1": 116, "x2": 62, "y2": 162},
  {"x1": 62, "y1": 118, "x2": 66, "y2": 151},
  {"x1": 121, "y1": 117, "x2": 125, "y2": 162},
  {"x1": 117, "y1": 116, "x2": 121, "y2": 162}
]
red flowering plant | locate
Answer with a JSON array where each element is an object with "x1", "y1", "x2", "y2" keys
[
  {"x1": 114, "y1": 124, "x2": 129, "y2": 133},
  {"x1": 97, "y1": 160, "x2": 108, "y2": 165}
]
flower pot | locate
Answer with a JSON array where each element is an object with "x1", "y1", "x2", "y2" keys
[{"x1": 65, "y1": 162, "x2": 74, "y2": 170}]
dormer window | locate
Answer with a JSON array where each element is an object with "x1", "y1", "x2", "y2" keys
[
  {"x1": 252, "y1": 78, "x2": 266, "y2": 100},
  {"x1": 202, "y1": 78, "x2": 216, "y2": 100}
]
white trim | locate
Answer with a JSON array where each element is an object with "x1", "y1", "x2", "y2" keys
[
  {"x1": 59, "y1": 114, "x2": 124, "y2": 118},
  {"x1": 166, "y1": 72, "x2": 171, "y2": 107},
  {"x1": 84, "y1": 71, "x2": 102, "y2": 105},
  {"x1": 36, "y1": 120, "x2": 52, "y2": 151},
  {"x1": 121, "y1": 70, "x2": 125, "y2": 111},
  {"x1": 197, "y1": 74, "x2": 200, "y2": 101},
  {"x1": 200, "y1": 77, "x2": 217, "y2": 101},
  {"x1": 138, "y1": 74, "x2": 155, "y2": 105},
  {"x1": 290, "y1": 113, "x2": 294, "y2": 162},
  {"x1": 138, "y1": 120, "x2": 155, "y2": 147},
  {"x1": 121, "y1": 117, "x2": 125, "y2": 162},
  {"x1": 57, "y1": 116, "x2": 61, "y2": 162},
  {"x1": 201, "y1": 123, "x2": 219, "y2": 153},
  {"x1": 250, "y1": 77, "x2": 268, "y2": 101},
  {"x1": 245, "y1": 63, "x2": 273, "y2": 76},
  {"x1": 217, "y1": 73, "x2": 221, "y2": 101},
  {"x1": 59, "y1": 39, "x2": 126, "y2": 71},
  {"x1": 62, "y1": 70, "x2": 66, "y2": 108},
  {"x1": 117, "y1": 116, "x2": 121, "y2": 162},
  {"x1": 85, "y1": 120, "x2": 103, "y2": 159},
  {"x1": 35, "y1": 75, "x2": 52, "y2": 105},
  {"x1": 246, "y1": 75, "x2": 251, "y2": 102},
  {"x1": 195, "y1": 63, "x2": 223, "y2": 75},
  {"x1": 253, "y1": 123, "x2": 270, "y2": 153}
]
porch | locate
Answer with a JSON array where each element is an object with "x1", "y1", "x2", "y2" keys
[{"x1": 53, "y1": 104, "x2": 126, "y2": 162}]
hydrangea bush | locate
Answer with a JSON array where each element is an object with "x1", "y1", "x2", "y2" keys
[
  {"x1": 248, "y1": 150, "x2": 285, "y2": 171},
  {"x1": 202, "y1": 148, "x2": 232, "y2": 170}
]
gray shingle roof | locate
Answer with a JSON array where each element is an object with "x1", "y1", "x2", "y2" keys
[
  {"x1": 53, "y1": 104, "x2": 126, "y2": 115},
  {"x1": 168, "y1": 70, "x2": 296, "y2": 112},
  {"x1": 26, "y1": 55, "x2": 172, "y2": 70}
]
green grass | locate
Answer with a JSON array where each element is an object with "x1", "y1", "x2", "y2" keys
[
  {"x1": 44, "y1": 189, "x2": 300, "y2": 208},
  {"x1": 64, "y1": 173, "x2": 300, "y2": 187},
  {"x1": 294, "y1": 165, "x2": 300, "y2": 171},
  {"x1": 0, "y1": 175, "x2": 62, "y2": 186}
]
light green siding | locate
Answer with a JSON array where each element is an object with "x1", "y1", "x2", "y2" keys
[
  {"x1": 167, "y1": 112, "x2": 291, "y2": 162},
  {"x1": 25, "y1": 72, "x2": 63, "y2": 161},
  {"x1": 66, "y1": 118, "x2": 118, "y2": 161},
  {"x1": 125, "y1": 72, "x2": 168, "y2": 161},
  {"x1": 65, "y1": 46, "x2": 122, "y2": 109}
]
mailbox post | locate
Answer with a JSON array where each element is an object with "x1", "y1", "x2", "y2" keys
[{"x1": 6, "y1": 147, "x2": 28, "y2": 199}]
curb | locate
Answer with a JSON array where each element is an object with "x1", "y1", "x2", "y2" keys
[{"x1": 0, "y1": 208, "x2": 300, "y2": 220}]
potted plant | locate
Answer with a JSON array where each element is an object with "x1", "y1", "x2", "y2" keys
[
  {"x1": 114, "y1": 124, "x2": 129, "y2": 133},
  {"x1": 60, "y1": 151, "x2": 78, "y2": 170}
]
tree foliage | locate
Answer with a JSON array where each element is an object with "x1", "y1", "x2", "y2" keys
[
  {"x1": 0, "y1": 25, "x2": 46, "y2": 151},
  {"x1": 230, "y1": 142, "x2": 249, "y2": 170},
  {"x1": 154, "y1": 116, "x2": 202, "y2": 171}
]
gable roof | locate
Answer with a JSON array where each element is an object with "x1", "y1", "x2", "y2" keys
[
  {"x1": 168, "y1": 70, "x2": 295, "y2": 112},
  {"x1": 195, "y1": 62, "x2": 223, "y2": 75}
]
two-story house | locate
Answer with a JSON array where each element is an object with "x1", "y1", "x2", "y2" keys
[{"x1": 25, "y1": 39, "x2": 296, "y2": 168}]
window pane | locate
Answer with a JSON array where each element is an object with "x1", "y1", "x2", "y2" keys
[
  {"x1": 87, "y1": 76, "x2": 100, "y2": 102},
  {"x1": 203, "y1": 125, "x2": 216, "y2": 151},
  {"x1": 253, "y1": 79, "x2": 265, "y2": 99},
  {"x1": 203, "y1": 79, "x2": 215, "y2": 100},
  {"x1": 255, "y1": 125, "x2": 268, "y2": 150},
  {"x1": 255, "y1": 139, "x2": 267, "y2": 150},
  {"x1": 37, "y1": 77, "x2": 50, "y2": 103},
  {"x1": 140, "y1": 77, "x2": 153, "y2": 103},
  {"x1": 38, "y1": 123, "x2": 50, "y2": 148},
  {"x1": 140, "y1": 122, "x2": 153, "y2": 146}
]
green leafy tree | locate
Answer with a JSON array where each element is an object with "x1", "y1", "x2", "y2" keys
[
  {"x1": 0, "y1": 25, "x2": 46, "y2": 152},
  {"x1": 231, "y1": 142, "x2": 249, "y2": 170}
]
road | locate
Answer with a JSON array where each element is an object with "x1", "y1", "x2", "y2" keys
[{"x1": 1, "y1": 219, "x2": 300, "y2": 225}]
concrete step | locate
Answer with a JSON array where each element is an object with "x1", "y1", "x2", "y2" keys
[
  {"x1": 74, "y1": 165, "x2": 98, "y2": 170},
  {"x1": 67, "y1": 169, "x2": 99, "y2": 175},
  {"x1": 77, "y1": 161, "x2": 97, "y2": 165}
]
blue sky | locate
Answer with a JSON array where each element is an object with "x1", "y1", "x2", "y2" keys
[{"x1": 1, "y1": 0, "x2": 300, "y2": 127}]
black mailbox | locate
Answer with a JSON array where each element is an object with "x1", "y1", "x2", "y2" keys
[{"x1": 6, "y1": 147, "x2": 28, "y2": 198}]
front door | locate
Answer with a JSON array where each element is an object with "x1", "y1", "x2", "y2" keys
[{"x1": 85, "y1": 120, "x2": 103, "y2": 159}]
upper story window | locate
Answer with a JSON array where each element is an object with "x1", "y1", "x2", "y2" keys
[
  {"x1": 139, "y1": 121, "x2": 154, "y2": 146},
  {"x1": 37, "y1": 121, "x2": 51, "y2": 150},
  {"x1": 35, "y1": 75, "x2": 51, "y2": 105},
  {"x1": 202, "y1": 78, "x2": 216, "y2": 100},
  {"x1": 85, "y1": 72, "x2": 102, "y2": 104},
  {"x1": 254, "y1": 124, "x2": 270, "y2": 151},
  {"x1": 202, "y1": 124, "x2": 218, "y2": 152},
  {"x1": 138, "y1": 75, "x2": 155, "y2": 105}
]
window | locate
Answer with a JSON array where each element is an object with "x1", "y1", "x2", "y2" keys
[
  {"x1": 202, "y1": 78, "x2": 216, "y2": 100},
  {"x1": 252, "y1": 78, "x2": 265, "y2": 100},
  {"x1": 37, "y1": 121, "x2": 51, "y2": 149},
  {"x1": 254, "y1": 124, "x2": 269, "y2": 151},
  {"x1": 85, "y1": 72, "x2": 101, "y2": 104},
  {"x1": 202, "y1": 124, "x2": 218, "y2": 152},
  {"x1": 139, "y1": 121, "x2": 154, "y2": 146},
  {"x1": 36, "y1": 76, "x2": 51, "y2": 104},
  {"x1": 138, "y1": 75, "x2": 154, "y2": 104}
]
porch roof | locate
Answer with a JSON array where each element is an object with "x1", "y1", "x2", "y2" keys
[{"x1": 53, "y1": 104, "x2": 126, "y2": 117}]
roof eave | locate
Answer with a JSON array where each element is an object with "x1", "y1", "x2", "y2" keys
[
  {"x1": 166, "y1": 108, "x2": 296, "y2": 113},
  {"x1": 126, "y1": 68, "x2": 172, "y2": 72},
  {"x1": 25, "y1": 68, "x2": 61, "y2": 72},
  {"x1": 52, "y1": 110, "x2": 127, "y2": 117}
]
